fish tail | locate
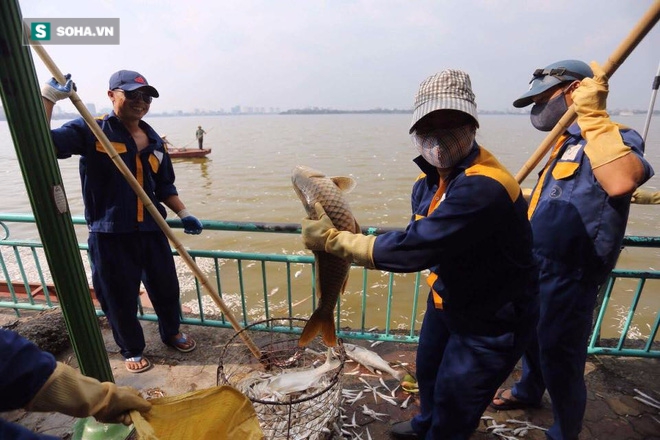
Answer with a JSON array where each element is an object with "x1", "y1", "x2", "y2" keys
[{"x1": 298, "y1": 309, "x2": 337, "y2": 347}]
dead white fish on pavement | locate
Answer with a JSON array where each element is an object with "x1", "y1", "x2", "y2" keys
[
  {"x1": 347, "y1": 390, "x2": 364, "y2": 405},
  {"x1": 506, "y1": 419, "x2": 548, "y2": 432},
  {"x1": 266, "y1": 348, "x2": 339, "y2": 395},
  {"x1": 376, "y1": 390, "x2": 399, "y2": 406},
  {"x1": 379, "y1": 377, "x2": 392, "y2": 393},
  {"x1": 361, "y1": 404, "x2": 389, "y2": 421},
  {"x1": 343, "y1": 343, "x2": 405, "y2": 380}
]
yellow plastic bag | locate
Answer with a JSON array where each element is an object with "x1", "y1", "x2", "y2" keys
[{"x1": 130, "y1": 385, "x2": 263, "y2": 440}]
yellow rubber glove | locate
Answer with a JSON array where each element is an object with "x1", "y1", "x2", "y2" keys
[
  {"x1": 631, "y1": 188, "x2": 660, "y2": 204},
  {"x1": 572, "y1": 61, "x2": 631, "y2": 169},
  {"x1": 301, "y1": 202, "x2": 376, "y2": 269},
  {"x1": 26, "y1": 362, "x2": 152, "y2": 426}
]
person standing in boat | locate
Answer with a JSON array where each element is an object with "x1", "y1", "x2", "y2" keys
[
  {"x1": 489, "y1": 60, "x2": 653, "y2": 440},
  {"x1": 40, "y1": 70, "x2": 204, "y2": 374},
  {"x1": 301, "y1": 70, "x2": 539, "y2": 439},
  {"x1": 195, "y1": 125, "x2": 207, "y2": 150}
]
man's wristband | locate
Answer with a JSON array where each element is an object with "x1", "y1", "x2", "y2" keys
[{"x1": 176, "y1": 209, "x2": 191, "y2": 219}]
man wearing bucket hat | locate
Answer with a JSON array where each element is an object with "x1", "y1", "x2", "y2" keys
[
  {"x1": 41, "y1": 70, "x2": 203, "y2": 373},
  {"x1": 301, "y1": 70, "x2": 539, "y2": 439},
  {"x1": 490, "y1": 60, "x2": 653, "y2": 440}
]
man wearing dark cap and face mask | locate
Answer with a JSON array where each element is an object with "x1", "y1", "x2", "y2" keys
[
  {"x1": 301, "y1": 70, "x2": 539, "y2": 439},
  {"x1": 490, "y1": 61, "x2": 653, "y2": 440},
  {"x1": 41, "y1": 70, "x2": 204, "y2": 374}
]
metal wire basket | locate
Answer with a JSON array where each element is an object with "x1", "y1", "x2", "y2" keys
[{"x1": 218, "y1": 318, "x2": 345, "y2": 440}]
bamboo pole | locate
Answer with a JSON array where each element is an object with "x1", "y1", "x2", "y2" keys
[
  {"x1": 29, "y1": 37, "x2": 263, "y2": 360},
  {"x1": 515, "y1": 0, "x2": 660, "y2": 183},
  {"x1": 1, "y1": 0, "x2": 114, "y2": 382}
]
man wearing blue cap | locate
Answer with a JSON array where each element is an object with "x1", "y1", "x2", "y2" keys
[
  {"x1": 41, "y1": 70, "x2": 204, "y2": 373},
  {"x1": 490, "y1": 61, "x2": 654, "y2": 440},
  {"x1": 301, "y1": 69, "x2": 539, "y2": 439}
]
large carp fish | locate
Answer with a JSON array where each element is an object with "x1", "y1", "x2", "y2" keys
[{"x1": 292, "y1": 165, "x2": 361, "y2": 347}]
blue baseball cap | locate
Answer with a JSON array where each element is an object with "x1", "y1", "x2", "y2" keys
[
  {"x1": 513, "y1": 60, "x2": 592, "y2": 108},
  {"x1": 108, "y1": 70, "x2": 159, "y2": 97}
]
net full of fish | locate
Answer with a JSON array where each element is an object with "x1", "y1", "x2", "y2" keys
[
  {"x1": 219, "y1": 318, "x2": 348, "y2": 439},
  {"x1": 291, "y1": 165, "x2": 361, "y2": 347},
  {"x1": 224, "y1": 348, "x2": 343, "y2": 440}
]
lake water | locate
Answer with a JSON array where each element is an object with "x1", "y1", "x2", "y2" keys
[{"x1": 1, "y1": 113, "x2": 659, "y2": 337}]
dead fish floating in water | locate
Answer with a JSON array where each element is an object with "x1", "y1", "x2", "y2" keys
[
  {"x1": 342, "y1": 343, "x2": 405, "y2": 381},
  {"x1": 292, "y1": 165, "x2": 361, "y2": 347}
]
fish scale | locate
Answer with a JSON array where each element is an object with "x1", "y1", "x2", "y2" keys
[{"x1": 292, "y1": 165, "x2": 360, "y2": 347}]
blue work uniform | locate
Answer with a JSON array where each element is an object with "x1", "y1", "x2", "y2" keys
[
  {"x1": 372, "y1": 145, "x2": 539, "y2": 439},
  {"x1": 510, "y1": 123, "x2": 653, "y2": 440},
  {"x1": 0, "y1": 329, "x2": 59, "y2": 440},
  {"x1": 51, "y1": 113, "x2": 182, "y2": 359}
]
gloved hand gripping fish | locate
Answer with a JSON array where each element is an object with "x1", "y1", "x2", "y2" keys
[{"x1": 292, "y1": 165, "x2": 361, "y2": 347}]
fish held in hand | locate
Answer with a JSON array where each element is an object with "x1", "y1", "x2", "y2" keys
[{"x1": 292, "y1": 165, "x2": 360, "y2": 347}]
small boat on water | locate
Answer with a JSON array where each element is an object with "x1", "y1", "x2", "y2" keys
[
  {"x1": 0, "y1": 280, "x2": 101, "y2": 306},
  {"x1": 168, "y1": 147, "x2": 212, "y2": 159},
  {"x1": 0, "y1": 280, "x2": 154, "y2": 308}
]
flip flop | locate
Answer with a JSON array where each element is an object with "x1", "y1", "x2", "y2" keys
[
  {"x1": 125, "y1": 356, "x2": 152, "y2": 373},
  {"x1": 167, "y1": 332, "x2": 197, "y2": 353},
  {"x1": 489, "y1": 388, "x2": 539, "y2": 411}
]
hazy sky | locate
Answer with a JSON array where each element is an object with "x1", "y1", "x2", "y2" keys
[{"x1": 17, "y1": 0, "x2": 660, "y2": 113}]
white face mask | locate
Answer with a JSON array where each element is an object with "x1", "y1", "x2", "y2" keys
[{"x1": 412, "y1": 125, "x2": 476, "y2": 169}]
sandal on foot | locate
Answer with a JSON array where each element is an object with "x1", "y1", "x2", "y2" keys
[
  {"x1": 167, "y1": 332, "x2": 197, "y2": 353},
  {"x1": 490, "y1": 388, "x2": 539, "y2": 410},
  {"x1": 125, "y1": 356, "x2": 152, "y2": 373}
]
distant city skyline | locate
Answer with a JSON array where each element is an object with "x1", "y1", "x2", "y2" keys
[
  {"x1": 2, "y1": 103, "x2": 653, "y2": 122},
  {"x1": 16, "y1": 1, "x2": 659, "y2": 116}
]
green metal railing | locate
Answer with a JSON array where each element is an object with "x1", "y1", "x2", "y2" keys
[{"x1": 0, "y1": 213, "x2": 658, "y2": 358}]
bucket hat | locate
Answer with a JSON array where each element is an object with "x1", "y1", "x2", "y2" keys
[{"x1": 410, "y1": 69, "x2": 478, "y2": 133}]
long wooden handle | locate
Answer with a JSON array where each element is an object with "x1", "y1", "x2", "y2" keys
[
  {"x1": 515, "y1": 0, "x2": 660, "y2": 183},
  {"x1": 29, "y1": 37, "x2": 262, "y2": 360}
]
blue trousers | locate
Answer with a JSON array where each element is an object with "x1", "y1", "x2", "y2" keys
[
  {"x1": 0, "y1": 422, "x2": 59, "y2": 439},
  {"x1": 511, "y1": 268, "x2": 598, "y2": 440},
  {"x1": 411, "y1": 294, "x2": 535, "y2": 440},
  {"x1": 88, "y1": 231, "x2": 182, "y2": 359}
]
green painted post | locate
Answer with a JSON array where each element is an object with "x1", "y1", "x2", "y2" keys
[{"x1": 0, "y1": 0, "x2": 113, "y2": 381}]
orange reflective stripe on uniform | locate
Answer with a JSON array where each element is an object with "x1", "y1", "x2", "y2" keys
[
  {"x1": 465, "y1": 149, "x2": 520, "y2": 202},
  {"x1": 95, "y1": 141, "x2": 127, "y2": 154},
  {"x1": 136, "y1": 157, "x2": 144, "y2": 222},
  {"x1": 426, "y1": 272, "x2": 443, "y2": 308},
  {"x1": 427, "y1": 178, "x2": 447, "y2": 216},
  {"x1": 425, "y1": 178, "x2": 448, "y2": 309},
  {"x1": 148, "y1": 154, "x2": 160, "y2": 173},
  {"x1": 527, "y1": 135, "x2": 568, "y2": 219}
]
